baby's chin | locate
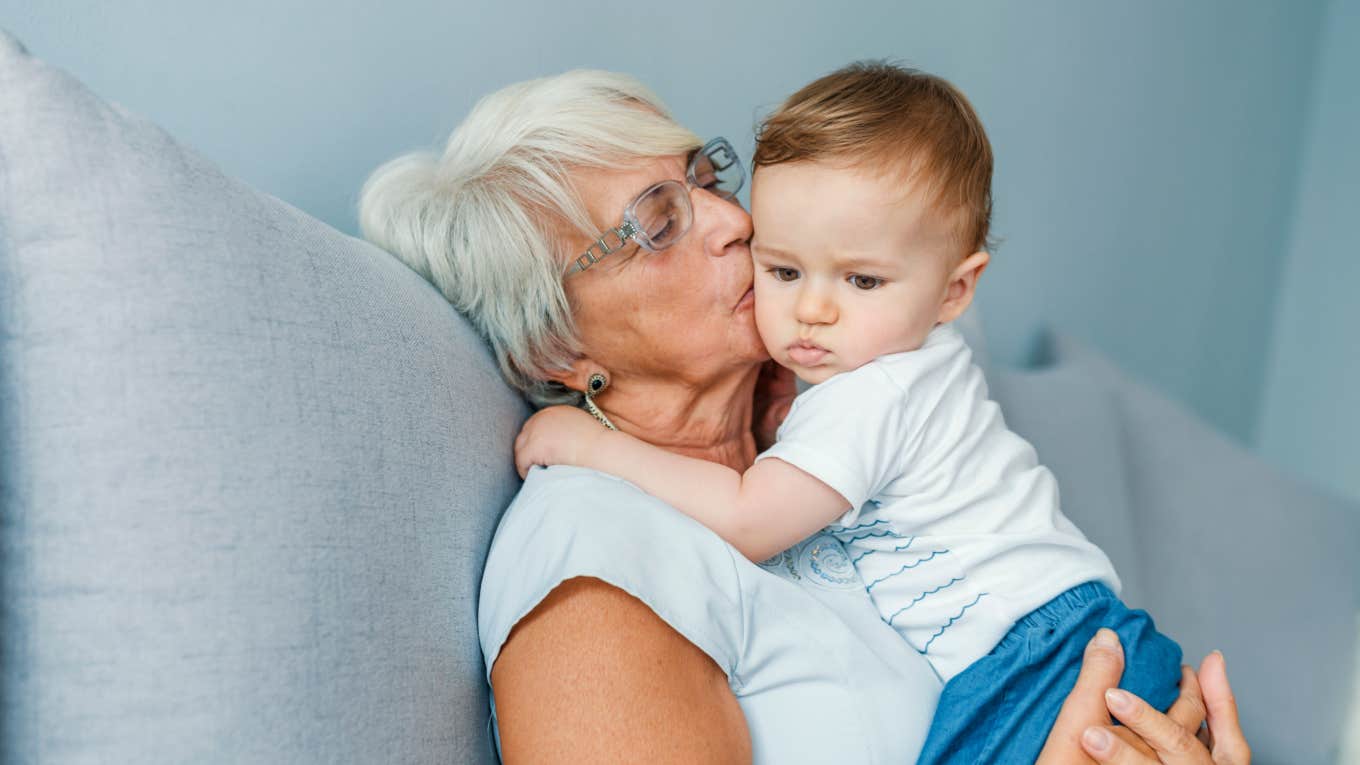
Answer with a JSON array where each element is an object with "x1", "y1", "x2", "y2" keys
[{"x1": 787, "y1": 363, "x2": 843, "y2": 386}]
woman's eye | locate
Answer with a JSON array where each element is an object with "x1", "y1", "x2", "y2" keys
[
  {"x1": 770, "y1": 267, "x2": 800, "y2": 282},
  {"x1": 849, "y1": 275, "x2": 883, "y2": 290},
  {"x1": 649, "y1": 219, "x2": 674, "y2": 242}
]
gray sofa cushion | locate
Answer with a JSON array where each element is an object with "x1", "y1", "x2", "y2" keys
[
  {"x1": 1050, "y1": 333, "x2": 1359, "y2": 765},
  {"x1": 0, "y1": 28, "x2": 524, "y2": 763}
]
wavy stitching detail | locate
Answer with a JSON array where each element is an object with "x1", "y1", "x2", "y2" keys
[
  {"x1": 864, "y1": 549, "x2": 950, "y2": 590},
  {"x1": 851, "y1": 537, "x2": 916, "y2": 564},
  {"x1": 920, "y1": 591, "x2": 989, "y2": 654},
  {"x1": 844, "y1": 529, "x2": 906, "y2": 544},
  {"x1": 831, "y1": 519, "x2": 887, "y2": 533},
  {"x1": 885, "y1": 577, "x2": 966, "y2": 624}
]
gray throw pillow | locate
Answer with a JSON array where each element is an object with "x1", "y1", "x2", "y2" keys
[{"x1": 1, "y1": 28, "x2": 524, "y2": 763}]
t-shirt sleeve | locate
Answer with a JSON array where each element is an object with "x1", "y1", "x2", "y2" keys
[
  {"x1": 754, "y1": 365, "x2": 914, "y2": 527},
  {"x1": 477, "y1": 466, "x2": 746, "y2": 689}
]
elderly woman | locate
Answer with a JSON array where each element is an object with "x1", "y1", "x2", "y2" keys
[{"x1": 358, "y1": 71, "x2": 1248, "y2": 763}]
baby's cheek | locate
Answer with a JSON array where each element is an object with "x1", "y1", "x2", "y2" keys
[
  {"x1": 752, "y1": 293, "x2": 785, "y2": 349},
  {"x1": 752, "y1": 279, "x2": 781, "y2": 315}
]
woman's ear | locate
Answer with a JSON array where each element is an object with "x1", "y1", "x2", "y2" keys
[
  {"x1": 937, "y1": 251, "x2": 990, "y2": 325},
  {"x1": 543, "y1": 357, "x2": 607, "y2": 394}
]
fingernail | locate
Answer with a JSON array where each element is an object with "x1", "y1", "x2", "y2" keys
[
  {"x1": 1212, "y1": 648, "x2": 1225, "y2": 666},
  {"x1": 1093, "y1": 628, "x2": 1119, "y2": 648},
  {"x1": 1083, "y1": 726, "x2": 1113, "y2": 754},
  {"x1": 1106, "y1": 688, "x2": 1134, "y2": 714}
]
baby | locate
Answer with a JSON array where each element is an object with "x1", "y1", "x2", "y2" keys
[{"x1": 516, "y1": 61, "x2": 1182, "y2": 763}]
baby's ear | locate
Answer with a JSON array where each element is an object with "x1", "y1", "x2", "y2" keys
[{"x1": 937, "y1": 251, "x2": 990, "y2": 324}]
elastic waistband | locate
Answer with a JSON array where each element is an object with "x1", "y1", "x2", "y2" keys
[{"x1": 1011, "y1": 580, "x2": 1118, "y2": 633}]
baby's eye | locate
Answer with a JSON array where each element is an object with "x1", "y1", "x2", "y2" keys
[
  {"x1": 770, "y1": 267, "x2": 800, "y2": 282},
  {"x1": 849, "y1": 274, "x2": 883, "y2": 290}
]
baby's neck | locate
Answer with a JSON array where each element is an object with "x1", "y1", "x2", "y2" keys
[{"x1": 599, "y1": 368, "x2": 760, "y2": 473}]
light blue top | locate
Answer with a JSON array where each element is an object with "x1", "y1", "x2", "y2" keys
[{"x1": 478, "y1": 465, "x2": 943, "y2": 763}]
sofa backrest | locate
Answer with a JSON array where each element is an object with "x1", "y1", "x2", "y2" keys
[
  {"x1": 0, "y1": 29, "x2": 524, "y2": 763},
  {"x1": 1000, "y1": 333, "x2": 1360, "y2": 765}
]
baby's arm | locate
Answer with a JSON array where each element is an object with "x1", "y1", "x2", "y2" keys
[{"x1": 515, "y1": 405, "x2": 851, "y2": 561}]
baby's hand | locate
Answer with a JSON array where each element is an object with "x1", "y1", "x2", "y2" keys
[{"x1": 514, "y1": 405, "x2": 605, "y2": 479}]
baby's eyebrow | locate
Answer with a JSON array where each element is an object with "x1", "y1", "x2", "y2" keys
[
  {"x1": 751, "y1": 242, "x2": 796, "y2": 259},
  {"x1": 756, "y1": 243, "x2": 897, "y2": 272},
  {"x1": 830, "y1": 254, "x2": 899, "y2": 271}
]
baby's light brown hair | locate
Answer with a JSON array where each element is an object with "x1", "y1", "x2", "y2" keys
[{"x1": 754, "y1": 61, "x2": 994, "y2": 257}]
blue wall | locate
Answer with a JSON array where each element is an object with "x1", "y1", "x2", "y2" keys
[
  {"x1": 0, "y1": 1, "x2": 1329, "y2": 444},
  {"x1": 1259, "y1": 0, "x2": 1360, "y2": 504}
]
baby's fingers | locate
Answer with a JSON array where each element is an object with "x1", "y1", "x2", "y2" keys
[{"x1": 513, "y1": 432, "x2": 535, "y2": 479}]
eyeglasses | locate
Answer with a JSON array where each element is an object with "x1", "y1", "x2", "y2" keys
[{"x1": 566, "y1": 137, "x2": 745, "y2": 276}]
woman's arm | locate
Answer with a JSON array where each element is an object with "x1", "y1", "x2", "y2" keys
[
  {"x1": 515, "y1": 406, "x2": 848, "y2": 561},
  {"x1": 490, "y1": 577, "x2": 752, "y2": 764}
]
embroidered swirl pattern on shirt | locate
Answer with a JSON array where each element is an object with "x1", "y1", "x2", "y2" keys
[
  {"x1": 757, "y1": 548, "x2": 801, "y2": 580},
  {"x1": 797, "y1": 533, "x2": 861, "y2": 590}
]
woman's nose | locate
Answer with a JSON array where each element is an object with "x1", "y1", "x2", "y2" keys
[
  {"x1": 695, "y1": 188, "x2": 752, "y2": 257},
  {"x1": 795, "y1": 285, "x2": 837, "y2": 325}
]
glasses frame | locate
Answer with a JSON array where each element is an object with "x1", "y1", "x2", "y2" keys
[{"x1": 566, "y1": 137, "x2": 745, "y2": 276}]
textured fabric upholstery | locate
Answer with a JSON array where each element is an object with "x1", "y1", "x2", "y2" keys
[
  {"x1": 0, "y1": 28, "x2": 523, "y2": 763},
  {"x1": 1038, "y1": 334, "x2": 1360, "y2": 765}
]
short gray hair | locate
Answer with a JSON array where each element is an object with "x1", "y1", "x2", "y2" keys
[{"x1": 358, "y1": 70, "x2": 700, "y2": 407}]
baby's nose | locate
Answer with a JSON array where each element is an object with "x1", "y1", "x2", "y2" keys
[{"x1": 795, "y1": 288, "x2": 837, "y2": 325}]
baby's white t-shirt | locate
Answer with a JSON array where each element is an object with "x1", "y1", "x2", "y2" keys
[{"x1": 755, "y1": 322, "x2": 1120, "y2": 682}]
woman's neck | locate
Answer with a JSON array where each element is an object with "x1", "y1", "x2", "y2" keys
[{"x1": 595, "y1": 365, "x2": 761, "y2": 473}]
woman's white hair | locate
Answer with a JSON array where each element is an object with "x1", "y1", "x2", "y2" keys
[{"x1": 358, "y1": 70, "x2": 700, "y2": 407}]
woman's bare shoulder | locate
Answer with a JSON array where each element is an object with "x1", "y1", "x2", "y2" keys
[{"x1": 491, "y1": 576, "x2": 752, "y2": 764}]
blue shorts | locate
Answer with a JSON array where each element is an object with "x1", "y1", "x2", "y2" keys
[{"x1": 916, "y1": 581, "x2": 1182, "y2": 764}]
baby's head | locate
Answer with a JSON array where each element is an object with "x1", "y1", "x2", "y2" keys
[{"x1": 750, "y1": 62, "x2": 994, "y2": 383}]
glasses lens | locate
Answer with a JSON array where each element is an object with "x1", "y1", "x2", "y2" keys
[
  {"x1": 691, "y1": 139, "x2": 745, "y2": 200},
  {"x1": 631, "y1": 181, "x2": 693, "y2": 251}
]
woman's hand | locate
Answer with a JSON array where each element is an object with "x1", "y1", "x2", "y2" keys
[
  {"x1": 1082, "y1": 650, "x2": 1250, "y2": 764},
  {"x1": 514, "y1": 405, "x2": 606, "y2": 479},
  {"x1": 751, "y1": 360, "x2": 797, "y2": 452},
  {"x1": 1037, "y1": 629, "x2": 1250, "y2": 764}
]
